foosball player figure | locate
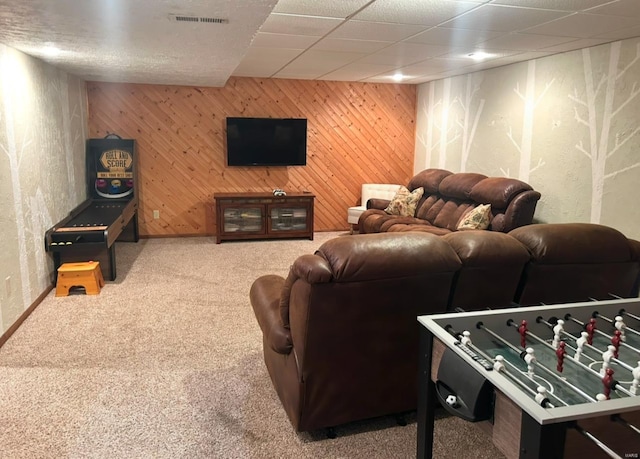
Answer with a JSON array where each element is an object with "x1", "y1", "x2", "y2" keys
[
  {"x1": 601, "y1": 345, "x2": 616, "y2": 376},
  {"x1": 575, "y1": 331, "x2": 589, "y2": 361},
  {"x1": 586, "y1": 318, "x2": 597, "y2": 345},
  {"x1": 615, "y1": 315, "x2": 626, "y2": 342},
  {"x1": 631, "y1": 361, "x2": 640, "y2": 396},
  {"x1": 524, "y1": 347, "x2": 536, "y2": 377},
  {"x1": 611, "y1": 330, "x2": 622, "y2": 358},
  {"x1": 602, "y1": 367, "x2": 615, "y2": 399},
  {"x1": 556, "y1": 341, "x2": 566, "y2": 372},
  {"x1": 518, "y1": 320, "x2": 528, "y2": 347}
]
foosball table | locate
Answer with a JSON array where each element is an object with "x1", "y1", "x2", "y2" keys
[{"x1": 417, "y1": 298, "x2": 640, "y2": 459}]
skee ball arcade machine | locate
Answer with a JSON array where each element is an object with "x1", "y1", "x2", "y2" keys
[{"x1": 45, "y1": 136, "x2": 139, "y2": 282}]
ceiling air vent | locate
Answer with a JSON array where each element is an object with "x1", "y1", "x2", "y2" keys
[{"x1": 169, "y1": 14, "x2": 228, "y2": 24}]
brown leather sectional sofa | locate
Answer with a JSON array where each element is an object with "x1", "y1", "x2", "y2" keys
[
  {"x1": 250, "y1": 223, "x2": 640, "y2": 433},
  {"x1": 359, "y1": 168, "x2": 541, "y2": 235}
]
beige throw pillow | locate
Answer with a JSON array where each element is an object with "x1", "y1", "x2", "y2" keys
[
  {"x1": 457, "y1": 204, "x2": 492, "y2": 230},
  {"x1": 384, "y1": 186, "x2": 424, "y2": 217}
]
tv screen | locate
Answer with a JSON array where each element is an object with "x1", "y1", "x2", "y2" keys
[{"x1": 226, "y1": 117, "x2": 307, "y2": 166}]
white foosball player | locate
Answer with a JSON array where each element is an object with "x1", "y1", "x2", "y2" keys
[
  {"x1": 575, "y1": 331, "x2": 588, "y2": 362},
  {"x1": 460, "y1": 330, "x2": 472, "y2": 346},
  {"x1": 493, "y1": 355, "x2": 505, "y2": 373},
  {"x1": 552, "y1": 319, "x2": 564, "y2": 349},
  {"x1": 524, "y1": 347, "x2": 536, "y2": 377},
  {"x1": 615, "y1": 315, "x2": 626, "y2": 341},
  {"x1": 631, "y1": 361, "x2": 640, "y2": 395},
  {"x1": 600, "y1": 345, "x2": 616, "y2": 376}
]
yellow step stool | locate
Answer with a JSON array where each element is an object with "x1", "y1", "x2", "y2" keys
[{"x1": 55, "y1": 261, "x2": 105, "y2": 297}]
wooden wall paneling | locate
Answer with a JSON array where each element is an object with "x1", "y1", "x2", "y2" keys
[{"x1": 87, "y1": 78, "x2": 415, "y2": 236}]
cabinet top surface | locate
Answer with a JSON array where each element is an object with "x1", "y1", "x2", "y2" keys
[{"x1": 214, "y1": 192, "x2": 315, "y2": 199}]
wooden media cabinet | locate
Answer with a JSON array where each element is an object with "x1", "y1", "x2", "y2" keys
[{"x1": 214, "y1": 192, "x2": 314, "y2": 243}]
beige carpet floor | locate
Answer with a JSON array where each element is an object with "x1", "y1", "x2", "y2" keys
[{"x1": 0, "y1": 232, "x2": 505, "y2": 458}]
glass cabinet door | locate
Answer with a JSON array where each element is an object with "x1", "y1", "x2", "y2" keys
[
  {"x1": 223, "y1": 206, "x2": 264, "y2": 233},
  {"x1": 270, "y1": 206, "x2": 308, "y2": 232}
]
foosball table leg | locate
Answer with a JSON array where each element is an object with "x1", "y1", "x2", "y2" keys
[
  {"x1": 519, "y1": 413, "x2": 567, "y2": 458},
  {"x1": 417, "y1": 326, "x2": 436, "y2": 459}
]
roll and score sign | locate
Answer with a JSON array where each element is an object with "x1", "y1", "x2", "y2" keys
[{"x1": 98, "y1": 149, "x2": 133, "y2": 179}]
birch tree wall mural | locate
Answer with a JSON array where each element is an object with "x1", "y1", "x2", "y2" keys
[
  {"x1": 437, "y1": 78, "x2": 459, "y2": 169},
  {"x1": 502, "y1": 60, "x2": 554, "y2": 181},
  {"x1": 455, "y1": 74, "x2": 485, "y2": 172},
  {"x1": 415, "y1": 83, "x2": 438, "y2": 171},
  {"x1": 1, "y1": 56, "x2": 33, "y2": 310},
  {"x1": 0, "y1": 45, "x2": 88, "y2": 336},
  {"x1": 413, "y1": 36, "x2": 640, "y2": 239},
  {"x1": 569, "y1": 41, "x2": 640, "y2": 224}
]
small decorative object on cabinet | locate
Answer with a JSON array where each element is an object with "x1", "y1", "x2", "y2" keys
[{"x1": 214, "y1": 192, "x2": 315, "y2": 243}]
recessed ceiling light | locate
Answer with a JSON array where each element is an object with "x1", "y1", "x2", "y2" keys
[
  {"x1": 42, "y1": 42, "x2": 61, "y2": 57},
  {"x1": 392, "y1": 73, "x2": 404, "y2": 82},
  {"x1": 467, "y1": 52, "x2": 493, "y2": 62}
]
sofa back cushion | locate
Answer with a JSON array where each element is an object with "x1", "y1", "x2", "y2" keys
[
  {"x1": 408, "y1": 169, "x2": 536, "y2": 232},
  {"x1": 510, "y1": 223, "x2": 640, "y2": 305}
]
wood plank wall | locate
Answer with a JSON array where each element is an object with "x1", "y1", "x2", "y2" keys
[{"x1": 87, "y1": 77, "x2": 416, "y2": 237}]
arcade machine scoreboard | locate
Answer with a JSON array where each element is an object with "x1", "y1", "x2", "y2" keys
[{"x1": 45, "y1": 136, "x2": 139, "y2": 281}]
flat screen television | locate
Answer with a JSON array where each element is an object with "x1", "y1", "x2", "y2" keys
[{"x1": 226, "y1": 117, "x2": 307, "y2": 166}]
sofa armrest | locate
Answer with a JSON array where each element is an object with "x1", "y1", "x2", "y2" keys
[
  {"x1": 292, "y1": 254, "x2": 333, "y2": 283},
  {"x1": 250, "y1": 274, "x2": 293, "y2": 354},
  {"x1": 367, "y1": 198, "x2": 390, "y2": 210}
]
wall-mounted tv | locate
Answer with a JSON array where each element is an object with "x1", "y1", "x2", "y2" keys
[{"x1": 226, "y1": 117, "x2": 307, "y2": 166}]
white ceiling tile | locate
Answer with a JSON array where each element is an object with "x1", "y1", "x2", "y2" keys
[
  {"x1": 405, "y1": 27, "x2": 504, "y2": 47},
  {"x1": 272, "y1": 0, "x2": 372, "y2": 18},
  {"x1": 232, "y1": 47, "x2": 305, "y2": 77},
  {"x1": 358, "y1": 42, "x2": 452, "y2": 66},
  {"x1": 352, "y1": 0, "x2": 481, "y2": 26},
  {"x1": 251, "y1": 32, "x2": 320, "y2": 49},
  {"x1": 490, "y1": 0, "x2": 613, "y2": 11},
  {"x1": 436, "y1": 47, "x2": 521, "y2": 60},
  {"x1": 478, "y1": 32, "x2": 579, "y2": 51},
  {"x1": 259, "y1": 13, "x2": 344, "y2": 36},
  {"x1": 312, "y1": 38, "x2": 393, "y2": 53},
  {"x1": 281, "y1": 50, "x2": 369, "y2": 74},
  {"x1": 586, "y1": 0, "x2": 640, "y2": 16},
  {"x1": 398, "y1": 57, "x2": 474, "y2": 75},
  {"x1": 595, "y1": 24, "x2": 640, "y2": 40},
  {"x1": 536, "y1": 38, "x2": 615, "y2": 53},
  {"x1": 318, "y1": 63, "x2": 398, "y2": 81},
  {"x1": 442, "y1": 4, "x2": 571, "y2": 32},
  {"x1": 523, "y1": 13, "x2": 640, "y2": 38},
  {"x1": 327, "y1": 20, "x2": 428, "y2": 42}
]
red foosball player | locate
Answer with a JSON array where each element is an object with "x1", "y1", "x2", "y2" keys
[
  {"x1": 611, "y1": 330, "x2": 622, "y2": 359},
  {"x1": 518, "y1": 320, "x2": 528, "y2": 347},
  {"x1": 556, "y1": 341, "x2": 566, "y2": 372},
  {"x1": 602, "y1": 368, "x2": 615, "y2": 400},
  {"x1": 586, "y1": 318, "x2": 597, "y2": 345}
]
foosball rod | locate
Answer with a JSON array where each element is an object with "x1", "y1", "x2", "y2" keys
[
  {"x1": 618, "y1": 308, "x2": 640, "y2": 323},
  {"x1": 478, "y1": 323, "x2": 597, "y2": 402},
  {"x1": 564, "y1": 314, "x2": 640, "y2": 355},
  {"x1": 572, "y1": 423, "x2": 623, "y2": 459},
  {"x1": 592, "y1": 310, "x2": 640, "y2": 339},
  {"x1": 611, "y1": 414, "x2": 640, "y2": 435},
  {"x1": 537, "y1": 317, "x2": 634, "y2": 373},
  {"x1": 504, "y1": 320, "x2": 634, "y2": 398},
  {"x1": 446, "y1": 326, "x2": 569, "y2": 407},
  {"x1": 462, "y1": 340, "x2": 567, "y2": 408}
]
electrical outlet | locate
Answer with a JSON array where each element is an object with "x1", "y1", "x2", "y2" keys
[
  {"x1": 153, "y1": 210, "x2": 160, "y2": 219},
  {"x1": 5, "y1": 276, "x2": 11, "y2": 296}
]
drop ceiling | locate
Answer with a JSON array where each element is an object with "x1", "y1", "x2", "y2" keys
[{"x1": 1, "y1": 0, "x2": 639, "y2": 86}]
